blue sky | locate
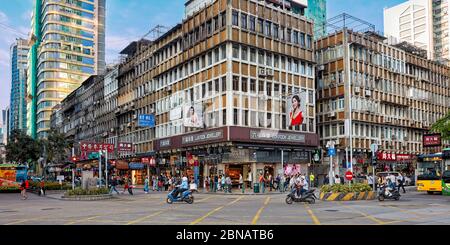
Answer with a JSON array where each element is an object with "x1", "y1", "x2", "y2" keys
[{"x1": 0, "y1": 0, "x2": 406, "y2": 113}]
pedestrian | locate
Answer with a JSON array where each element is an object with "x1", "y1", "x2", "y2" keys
[
  {"x1": 39, "y1": 179, "x2": 45, "y2": 196},
  {"x1": 164, "y1": 174, "x2": 169, "y2": 191},
  {"x1": 275, "y1": 174, "x2": 281, "y2": 191},
  {"x1": 122, "y1": 178, "x2": 129, "y2": 194},
  {"x1": 110, "y1": 177, "x2": 120, "y2": 195},
  {"x1": 309, "y1": 173, "x2": 315, "y2": 188},
  {"x1": 152, "y1": 175, "x2": 157, "y2": 191},
  {"x1": 280, "y1": 175, "x2": 285, "y2": 192},
  {"x1": 239, "y1": 174, "x2": 243, "y2": 190},
  {"x1": 214, "y1": 175, "x2": 218, "y2": 192},
  {"x1": 268, "y1": 174, "x2": 273, "y2": 192},
  {"x1": 205, "y1": 176, "x2": 210, "y2": 192},
  {"x1": 144, "y1": 176, "x2": 149, "y2": 194},
  {"x1": 127, "y1": 178, "x2": 134, "y2": 195},
  {"x1": 335, "y1": 175, "x2": 341, "y2": 184},
  {"x1": 20, "y1": 180, "x2": 27, "y2": 200},
  {"x1": 247, "y1": 171, "x2": 253, "y2": 189},
  {"x1": 397, "y1": 173, "x2": 406, "y2": 193},
  {"x1": 158, "y1": 175, "x2": 163, "y2": 191},
  {"x1": 259, "y1": 173, "x2": 266, "y2": 193},
  {"x1": 324, "y1": 174, "x2": 329, "y2": 185},
  {"x1": 368, "y1": 174, "x2": 374, "y2": 190},
  {"x1": 221, "y1": 175, "x2": 225, "y2": 192},
  {"x1": 226, "y1": 176, "x2": 232, "y2": 193}
]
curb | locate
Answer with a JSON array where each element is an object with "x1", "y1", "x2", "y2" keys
[
  {"x1": 60, "y1": 194, "x2": 113, "y2": 201},
  {"x1": 319, "y1": 191, "x2": 376, "y2": 201}
]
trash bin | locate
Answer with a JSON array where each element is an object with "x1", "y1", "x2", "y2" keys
[{"x1": 253, "y1": 183, "x2": 260, "y2": 193}]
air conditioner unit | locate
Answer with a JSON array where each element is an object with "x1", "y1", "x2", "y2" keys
[
  {"x1": 258, "y1": 67, "x2": 266, "y2": 77},
  {"x1": 165, "y1": 85, "x2": 172, "y2": 92},
  {"x1": 365, "y1": 90, "x2": 372, "y2": 97},
  {"x1": 391, "y1": 135, "x2": 397, "y2": 140},
  {"x1": 266, "y1": 68, "x2": 274, "y2": 77},
  {"x1": 423, "y1": 122, "x2": 429, "y2": 127},
  {"x1": 318, "y1": 65, "x2": 325, "y2": 71},
  {"x1": 115, "y1": 108, "x2": 121, "y2": 114},
  {"x1": 133, "y1": 114, "x2": 137, "y2": 120},
  {"x1": 110, "y1": 128, "x2": 115, "y2": 133},
  {"x1": 130, "y1": 102, "x2": 135, "y2": 108},
  {"x1": 127, "y1": 122, "x2": 132, "y2": 128},
  {"x1": 381, "y1": 134, "x2": 385, "y2": 139},
  {"x1": 354, "y1": 87, "x2": 361, "y2": 94},
  {"x1": 328, "y1": 112, "x2": 336, "y2": 118},
  {"x1": 404, "y1": 136, "x2": 408, "y2": 141},
  {"x1": 384, "y1": 117, "x2": 391, "y2": 123},
  {"x1": 120, "y1": 125, "x2": 124, "y2": 131}
]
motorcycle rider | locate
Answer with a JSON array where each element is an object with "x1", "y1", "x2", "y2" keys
[
  {"x1": 385, "y1": 178, "x2": 396, "y2": 197},
  {"x1": 172, "y1": 176, "x2": 189, "y2": 199},
  {"x1": 300, "y1": 175, "x2": 309, "y2": 197}
]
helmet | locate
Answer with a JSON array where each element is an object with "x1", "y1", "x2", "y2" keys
[
  {"x1": 182, "y1": 177, "x2": 188, "y2": 182},
  {"x1": 301, "y1": 176, "x2": 305, "y2": 180}
]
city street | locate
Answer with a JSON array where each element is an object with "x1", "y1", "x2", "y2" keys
[{"x1": 1, "y1": 189, "x2": 449, "y2": 225}]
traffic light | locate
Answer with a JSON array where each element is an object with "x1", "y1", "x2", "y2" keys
[{"x1": 71, "y1": 156, "x2": 78, "y2": 162}]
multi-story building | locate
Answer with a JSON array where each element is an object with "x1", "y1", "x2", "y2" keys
[
  {"x1": 100, "y1": 66, "x2": 119, "y2": 147},
  {"x1": 116, "y1": 0, "x2": 318, "y2": 185},
  {"x1": 384, "y1": 0, "x2": 449, "y2": 63},
  {"x1": 9, "y1": 39, "x2": 30, "y2": 134},
  {"x1": 306, "y1": 0, "x2": 327, "y2": 39},
  {"x1": 315, "y1": 26, "x2": 450, "y2": 178},
  {"x1": 27, "y1": 0, "x2": 106, "y2": 139},
  {"x1": 2, "y1": 108, "x2": 10, "y2": 144}
]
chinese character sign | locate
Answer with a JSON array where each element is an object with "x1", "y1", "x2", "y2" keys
[
  {"x1": 80, "y1": 142, "x2": 114, "y2": 153},
  {"x1": 138, "y1": 114, "x2": 155, "y2": 128},
  {"x1": 118, "y1": 143, "x2": 133, "y2": 152},
  {"x1": 423, "y1": 133, "x2": 441, "y2": 147}
]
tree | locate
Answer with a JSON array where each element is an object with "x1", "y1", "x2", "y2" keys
[
  {"x1": 43, "y1": 129, "x2": 72, "y2": 165},
  {"x1": 431, "y1": 111, "x2": 450, "y2": 141},
  {"x1": 6, "y1": 130, "x2": 41, "y2": 165}
]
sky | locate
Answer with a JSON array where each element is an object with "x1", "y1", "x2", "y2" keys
[{"x1": 0, "y1": 0, "x2": 406, "y2": 114}]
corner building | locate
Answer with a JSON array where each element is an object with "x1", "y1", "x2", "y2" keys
[
  {"x1": 117, "y1": 0, "x2": 318, "y2": 185},
  {"x1": 315, "y1": 28, "x2": 450, "y2": 178}
]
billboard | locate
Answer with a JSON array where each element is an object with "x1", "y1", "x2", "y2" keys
[
  {"x1": 183, "y1": 103, "x2": 203, "y2": 128},
  {"x1": 287, "y1": 91, "x2": 307, "y2": 127}
]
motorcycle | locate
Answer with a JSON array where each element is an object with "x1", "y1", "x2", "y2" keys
[
  {"x1": 378, "y1": 184, "x2": 401, "y2": 201},
  {"x1": 166, "y1": 187, "x2": 195, "y2": 204},
  {"x1": 285, "y1": 188, "x2": 317, "y2": 204}
]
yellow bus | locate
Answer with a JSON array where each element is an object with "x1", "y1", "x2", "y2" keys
[{"x1": 416, "y1": 153, "x2": 444, "y2": 194}]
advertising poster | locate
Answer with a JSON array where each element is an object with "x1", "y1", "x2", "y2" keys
[
  {"x1": 183, "y1": 103, "x2": 203, "y2": 128},
  {"x1": 287, "y1": 91, "x2": 307, "y2": 127}
]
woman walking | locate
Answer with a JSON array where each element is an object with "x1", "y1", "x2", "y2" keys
[{"x1": 144, "y1": 176, "x2": 149, "y2": 194}]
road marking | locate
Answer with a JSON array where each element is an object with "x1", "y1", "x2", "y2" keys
[
  {"x1": 190, "y1": 196, "x2": 245, "y2": 225},
  {"x1": 126, "y1": 210, "x2": 165, "y2": 225},
  {"x1": 3, "y1": 215, "x2": 48, "y2": 225},
  {"x1": 304, "y1": 203, "x2": 321, "y2": 225},
  {"x1": 64, "y1": 215, "x2": 100, "y2": 225},
  {"x1": 337, "y1": 203, "x2": 385, "y2": 225},
  {"x1": 251, "y1": 197, "x2": 271, "y2": 225}
]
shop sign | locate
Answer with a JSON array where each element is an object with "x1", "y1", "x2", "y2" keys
[
  {"x1": 249, "y1": 130, "x2": 305, "y2": 143},
  {"x1": 182, "y1": 130, "x2": 223, "y2": 145},
  {"x1": 423, "y1": 133, "x2": 441, "y2": 147},
  {"x1": 118, "y1": 143, "x2": 133, "y2": 152},
  {"x1": 129, "y1": 162, "x2": 144, "y2": 170},
  {"x1": 289, "y1": 151, "x2": 310, "y2": 163},
  {"x1": 142, "y1": 158, "x2": 150, "y2": 163},
  {"x1": 377, "y1": 152, "x2": 413, "y2": 161},
  {"x1": 160, "y1": 139, "x2": 171, "y2": 148},
  {"x1": 116, "y1": 161, "x2": 129, "y2": 170},
  {"x1": 423, "y1": 157, "x2": 442, "y2": 162},
  {"x1": 80, "y1": 142, "x2": 114, "y2": 153},
  {"x1": 222, "y1": 149, "x2": 251, "y2": 163},
  {"x1": 149, "y1": 158, "x2": 156, "y2": 166}
]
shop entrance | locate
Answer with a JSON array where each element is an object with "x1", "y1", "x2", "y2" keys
[{"x1": 225, "y1": 164, "x2": 250, "y2": 186}]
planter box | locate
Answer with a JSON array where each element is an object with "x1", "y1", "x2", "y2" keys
[
  {"x1": 319, "y1": 191, "x2": 376, "y2": 201},
  {"x1": 61, "y1": 194, "x2": 113, "y2": 201}
]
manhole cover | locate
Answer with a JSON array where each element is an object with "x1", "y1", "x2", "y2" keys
[
  {"x1": 41, "y1": 208, "x2": 61, "y2": 211},
  {"x1": 325, "y1": 210, "x2": 339, "y2": 212}
]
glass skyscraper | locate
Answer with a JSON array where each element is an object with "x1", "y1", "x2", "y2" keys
[
  {"x1": 10, "y1": 38, "x2": 29, "y2": 134},
  {"x1": 306, "y1": 0, "x2": 327, "y2": 38},
  {"x1": 27, "y1": 0, "x2": 105, "y2": 138}
]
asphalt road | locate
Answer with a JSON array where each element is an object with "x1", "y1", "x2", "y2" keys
[{"x1": 1, "y1": 189, "x2": 449, "y2": 225}]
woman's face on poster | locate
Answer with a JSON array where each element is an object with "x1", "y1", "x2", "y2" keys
[{"x1": 292, "y1": 97, "x2": 299, "y2": 110}]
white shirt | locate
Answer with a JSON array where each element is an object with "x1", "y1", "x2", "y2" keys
[{"x1": 335, "y1": 177, "x2": 341, "y2": 184}]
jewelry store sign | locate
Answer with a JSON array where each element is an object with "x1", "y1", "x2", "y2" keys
[
  {"x1": 182, "y1": 130, "x2": 224, "y2": 145},
  {"x1": 159, "y1": 139, "x2": 171, "y2": 148},
  {"x1": 250, "y1": 130, "x2": 305, "y2": 143}
]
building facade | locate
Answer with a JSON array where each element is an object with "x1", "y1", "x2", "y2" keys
[
  {"x1": 27, "y1": 0, "x2": 106, "y2": 139},
  {"x1": 306, "y1": 0, "x2": 327, "y2": 39},
  {"x1": 9, "y1": 39, "x2": 30, "y2": 134},
  {"x1": 2, "y1": 108, "x2": 10, "y2": 145},
  {"x1": 116, "y1": 0, "x2": 318, "y2": 185},
  {"x1": 315, "y1": 28, "x2": 450, "y2": 179},
  {"x1": 384, "y1": 0, "x2": 449, "y2": 63}
]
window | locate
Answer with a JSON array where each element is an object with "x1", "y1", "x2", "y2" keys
[
  {"x1": 250, "y1": 48, "x2": 256, "y2": 62},
  {"x1": 258, "y1": 19, "x2": 264, "y2": 33},
  {"x1": 300, "y1": 32, "x2": 305, "y2": 47},
  {"x1": 234, "y1": 109, "x2": 239, "y2": 125},
  {"x1": 232, "y1": 11, "x2": 239, "y2": 26},
  {"x1": 249, "y1": 16, "x2": 256, "y2": 31},
  {"x1": 241, "y1": 14, "x2": 247, "y2": 29},
  {"x1": 306, "y1": 35, "x2": 312, "y2": 49},
  {"x1": 293, "y1": 31, "x2": 299, "y2": 44},
  {"x1": 232, "y1": 45, "x2": 239, "y2": 59},
  {"x1": 233, "y1": 76, "x2": 240, "y2": 91},
  {"x1": 264, "y1": 21, "x2": 271, "y2": 36},
  {"x1": 273, "y1": 24, "x2": 279, "y2": 39},
  {"x1": 222, "y1": 109, "x2": 227, "y2": 125},
  {"x1": 242, "y1": 77, "x2": 248, "y2": 92},
  {"x1": 250, "y1": 79, "x2": 256, "y2": 93},
  {"x1": 241, "y1": 46, "x2": 248, "y2": 60}
]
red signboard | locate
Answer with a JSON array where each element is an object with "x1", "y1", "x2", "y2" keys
[
  {"x1": 118, "y1": 142, "x2": 133, "y2": 152},
  {"x1": 345, "y1": 171, "x2": 353, "y2": 181},
  {"x1": 80, "y1": 142, "x2": 114, "y2": 153},
  {"x1": 423, "y1": 133, "x2": 441, "y2": 147},
  {"x1": 142, "y1": 158, "x2": 150, "y2": 163},
  {"x1": 377, "y1": 152, "x2": 413, "y2": 161}
]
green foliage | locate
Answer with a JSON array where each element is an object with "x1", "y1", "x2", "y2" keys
[
  {"x1": 29, "y1": 181, "x2": 71, "y2": 190},
  {"x1": 431, "y1": 111, "x2": 450, "y2": 140},
  {"x1": 42, "y1": 129, "x2": 72, "y2": 165},
  {"x1": 6, "y1": 130, "x2": 41, "y2": 165},
  {"x1": 65, "y1": 187, "x2": 109, "y2": 196},
  {"x1": 0, "y1": 186, "x2": 20, "y2": 193},
  {"x1": 320, "y1": 183, "x2": 372, "y2": 194}
]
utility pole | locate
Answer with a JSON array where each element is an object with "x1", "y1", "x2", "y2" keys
[{"x1": 98, "y1": 149, "x2": 102, "y2": 188}]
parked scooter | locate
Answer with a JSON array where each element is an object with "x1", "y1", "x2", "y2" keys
[
  {"x1": 378, "y1": 184, "x2": 401, "y2": 201},
  {"x1": 285, "y1": 188, "x2": 317, "y2": 204},
  {"x1": 167, "y1": 187, "x2": 194, "y2": 204}
]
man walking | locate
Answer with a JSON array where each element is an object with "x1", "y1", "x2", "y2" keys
[
  {"x1": 110, "y1": 177, "x2": 120, "y2": 195},
  {"x1": 368, "y1": 174, "x2": 374, "y2": 190},
  {"x1": 309, "y1": 173, "x2": 315, "y2": 188},
  {"x1": 397, "y1": 173, "x2": 406, "y2": 193}
]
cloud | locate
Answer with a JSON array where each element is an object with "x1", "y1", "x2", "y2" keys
[
  {"x1": 0, "y1": 10, "x2": 8, "y2": 23},
  {"x1": 21, "y1": 10, "x2": 32, "y2": 22}
]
